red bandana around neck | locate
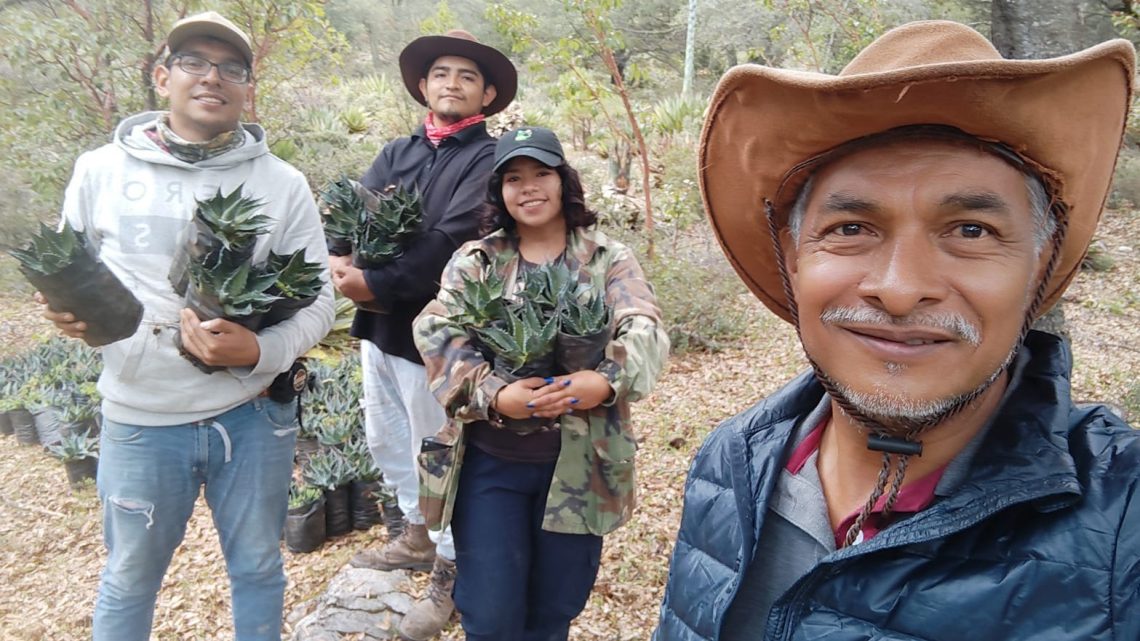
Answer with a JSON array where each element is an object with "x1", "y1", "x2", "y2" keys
[{"x1": 424, "y1": 112, "x2": 486, "y2": 147}]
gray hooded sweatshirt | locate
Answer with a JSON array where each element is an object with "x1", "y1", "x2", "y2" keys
[{"x1": 61, "y1": 111, "x2": 335, "y2": 426}]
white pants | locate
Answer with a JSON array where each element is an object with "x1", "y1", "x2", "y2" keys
[{"x1": 361, "y1": 340, "x2": 455, "y2": 560}]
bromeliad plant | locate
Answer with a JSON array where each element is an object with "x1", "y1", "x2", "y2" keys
[{"x1": 10, "y1": 222, "x2": 144, "y2": 347}]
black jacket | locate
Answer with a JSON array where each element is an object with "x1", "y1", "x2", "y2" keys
[
  {"x1": 351, "y1": 123, "x2": 495, "y2": 363},
  {"x1": 655, "y1": 331, "x2": 1140, "y2": 641}
]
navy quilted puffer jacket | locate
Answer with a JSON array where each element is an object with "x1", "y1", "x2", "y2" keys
[{"x1": 654, "y1": 332, "x2": 1140, "y2": 641}]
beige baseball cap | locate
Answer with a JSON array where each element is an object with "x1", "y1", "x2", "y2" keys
[{"x1": 166, "y1": 11, "x2": 253, "y2": 65}]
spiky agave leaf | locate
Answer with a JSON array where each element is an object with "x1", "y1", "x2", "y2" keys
[
  {"x1": 445, "y1": 266, "x2": 508, "y2": 329},
  {"x1": 474, "y1": 299, "x2": 557, "y2": 372},
  {"x1": 561, "y1": 284, "x2": 611, "y2": 336},
  {"x1": 9, "y1": 221, "x2": 87, "y2": 276},
  {"x1": 194, "y1": 186, "x2": 271, "y2": 253},
  {"x1": 319, "y1": 175, "x2": 365, "y2": 244},
  {"x1": 519, "y1": 260, "x2": 576, "y2": 316},
  {"x1": 267, "y1": 250, "x2": 323, "y2": 299}
]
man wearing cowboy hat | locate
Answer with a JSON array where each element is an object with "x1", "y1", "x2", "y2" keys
[
  {"x1": 655, "y1": 21, "x2": 1139, "y2": 641},
  {"x1": 330, "y1": 29, "x2": 516, "y2": 641}
]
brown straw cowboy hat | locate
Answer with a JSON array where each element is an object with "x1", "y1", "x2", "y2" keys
[
  {"x1": 399, "y1": 29, "x2": 517, "y2": 116},
  {"x1": 699, "y1": 20, "x2": 1135, "y2": 323}
]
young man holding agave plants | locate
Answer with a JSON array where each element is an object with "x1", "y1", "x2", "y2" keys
[
  {"x1": 35, "y1": 12, "x2": 334, "y2": 641},
  {"x1": 330, "y1": 29, "x2": 516, "y2": 641}
]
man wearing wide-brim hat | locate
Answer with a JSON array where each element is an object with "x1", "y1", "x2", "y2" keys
[
  {"x1": 655, "y1": 21, "x2": 1139, "y2": 641},
  {"x1": 329, "y1": 29, "x2": 516, "y2": 641}
]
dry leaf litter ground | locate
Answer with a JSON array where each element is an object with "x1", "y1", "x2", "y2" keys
[{"x1": 1, "y1": 209, "x2": 1138, "y2": 640}]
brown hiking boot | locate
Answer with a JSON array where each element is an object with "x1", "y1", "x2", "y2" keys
[
  {"x1": 397, "y1": 555, "x2": 457, "y2": 641},
  {"x1": 349, "y1": 522, "x2": 435, "y2": 571}
]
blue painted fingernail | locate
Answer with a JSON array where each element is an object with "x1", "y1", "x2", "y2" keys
[
  {"x1": 526, "y1": 402, "x2": 534, "y2": 408},
  {"x1": 570, "y1": 398, "x2": 579, "y2": 404},
  {"x1": 563, "y1": 380, "x2": 572, "y2": 386},
  {"x1": 544, "y1": 377, "x2": 555, "y2": 384}
]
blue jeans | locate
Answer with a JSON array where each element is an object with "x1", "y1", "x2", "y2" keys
[
  {"x1": 451, "y1": 445, "x2": 604, "y2": 641},
  {"x1": 92, "y1": 399, "x2": 298, "y2": 641}
]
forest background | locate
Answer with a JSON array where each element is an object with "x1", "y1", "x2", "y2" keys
[
  {"x1": 3, "y1": 0, "x2": 1140, "y2": 349},
  {"x1": 1, "y1": 1, "x2": 1140, "y2": 639}
]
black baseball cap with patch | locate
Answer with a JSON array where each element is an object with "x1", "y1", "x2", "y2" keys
[{"x1": 493, "y1": 126, "x2": 566, "y2": 173}]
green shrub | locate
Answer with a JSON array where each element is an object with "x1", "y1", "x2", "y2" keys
[{"x1": 607, "y1": 225, "x2": 755, "y2": 354}]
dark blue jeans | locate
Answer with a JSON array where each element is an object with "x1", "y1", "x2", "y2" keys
[{"x1": 451, "y1": 445, "x2": 604, "y2": 641}]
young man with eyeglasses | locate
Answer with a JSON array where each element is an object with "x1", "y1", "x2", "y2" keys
[{"x1": 36, "y1": 12, "x2": 334, "y2": 641}]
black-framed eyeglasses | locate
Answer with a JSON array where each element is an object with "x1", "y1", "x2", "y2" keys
[{"x1": 170, "y1": 53, "x2": 251, "y2": 84}]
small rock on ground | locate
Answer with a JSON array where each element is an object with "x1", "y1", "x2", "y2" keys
[{"x1": 290, "y1": 566, "x2": 416, "y2": 641}]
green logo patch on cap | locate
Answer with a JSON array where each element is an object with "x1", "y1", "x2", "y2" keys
[{"x1": 515, "y1": 129, "x2": 533, "y2": 141}]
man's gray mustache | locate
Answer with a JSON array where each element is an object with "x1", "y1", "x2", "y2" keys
[{"x1": 819, "y1": 307, "x2": 981, "y2": 346}]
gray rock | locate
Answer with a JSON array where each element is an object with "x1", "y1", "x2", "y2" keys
[{"x1": 290, "y1": 567, "x2": 416, "y2": 641}]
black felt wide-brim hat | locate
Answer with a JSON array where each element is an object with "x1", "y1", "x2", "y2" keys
[{"x1": 399, "y1": 29, "x2": 517, "y2": 116}]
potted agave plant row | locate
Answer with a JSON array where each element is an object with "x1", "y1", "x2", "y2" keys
[
  {"x1": 9, "y1": 222, "x2": 144, "y2": 347},
  {"x1": 168, "y1": 186, "x2": 325, "y2": 373},
  {"x1": 447, "y1": 260, "x2": 612, "y2": 431},
  {"x1": 285, "y1": 442, "x2": 389, "y2": 554},
  {"x1": 318, "y1": 177, "x2": 424, "y2": 313},
  {"x1": 1, "y1": 338, "x2": 103, "y2": 489}
]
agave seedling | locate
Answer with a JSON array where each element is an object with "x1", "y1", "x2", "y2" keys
[
  {"x1": 303, "y1": 448, "x2": 355, "y2": 490},
  {"x1": 48, "y1": 430, "x2": 99, "y2": 462},
  {"x1": 267, "y1": 250, "x2": 324, "y2": 300},
  {"x1": 319, "y1": 176, "x2": 366, "y2": 250},
  {"x1": 519, "y1": 260, "x2": 576, "y2": 316},
  {"x1": 288, "y1": 482, "x2": 325, "y2": 509},
  {"x1": 446, "y1": 266, "x2": 508, "y2": 330},
  {"x1": 316, "y1": 414, "x2": 356, "y2": 449},
  {"x1": 475, "y1": 299, "x2": 559, "y2": 374},
  {"x1": 561, "y1": 285, "x2": 611, "y2": 336},
  {"x1": 352, "y1": 184, "x2": 423, "y2": 265},
  {"x1": 9, "y1": 221, "x2": 87, "y2": 277},
  {"x1": 193, "y1": 186, "x2": 271, "y2": 256},
  {"x1": 188, "y1": 260, "x2": 281, "y2": 319}
]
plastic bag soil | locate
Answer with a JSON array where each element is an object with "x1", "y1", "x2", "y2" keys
[
  {"x1": 326, "y1": 237, "x2": 352, "y2": 257},
  {"x1": 175, "y1": 287, "x2": 265, "y2": 374},
  {"x1": 555, "y1": 328, "x2": 611, "y2": 373},
  {"x1": 258, "y1": 294, "x2": 316, "y2": 330},
  {"x1": 324, "y1": 484, "x2": 352, "y2": 537},
  {"x1": 11, "y1": 409, "x2": 37, "y2": 446},
  {"x1": 0, "y1": 411, "x2": 13, "y2": 436},
  {"x1": 23, "y1": 254, "x2": 143, "y2": 348},
  {"x1": 285, "y1": 495, "x2": 327, "y2": 554},
  {"x1": 64, "y1": 456, "x2": 98, "y2": 489},
  {"x1": 350, "y1": 479, "x2": 385, "y2": 530},
  {"x1": 32, "y1": 406, "x2": 63, "y2": 448}
]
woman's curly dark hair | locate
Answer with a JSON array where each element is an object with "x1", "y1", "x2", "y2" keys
[{"x1": 478, "y1": 161, "x2": 598, "y2": 236}]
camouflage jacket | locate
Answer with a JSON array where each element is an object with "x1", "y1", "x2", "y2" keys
[{"x1": 413, "y1": 226, "x2": 669, "y2": 535}]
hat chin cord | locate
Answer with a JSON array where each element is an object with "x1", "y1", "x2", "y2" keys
[{"x1": 764, "y1": 197, "x2": 1069, "y2": 547}]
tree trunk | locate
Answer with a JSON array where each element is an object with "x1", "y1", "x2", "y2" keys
[
  {"x1": 992, "y1": 0, "x2": 1115, "y2": 341},
  {"x1": 991, "y1": 0, "x2": 1117, "y2": 58}
]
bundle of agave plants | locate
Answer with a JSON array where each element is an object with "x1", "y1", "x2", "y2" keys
[
  {"x1": 169, "y1": 185, "x2": 325, "y2": 372},
  {"x1": 319, "y1": 176, "x2": 423, "y2": 312},
  {"x1": 446, "y1": 259, "x2": 612, "y2": 429},
  {"x1": 9, "y1": 222, "x2": 143, "y2": 347}
]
